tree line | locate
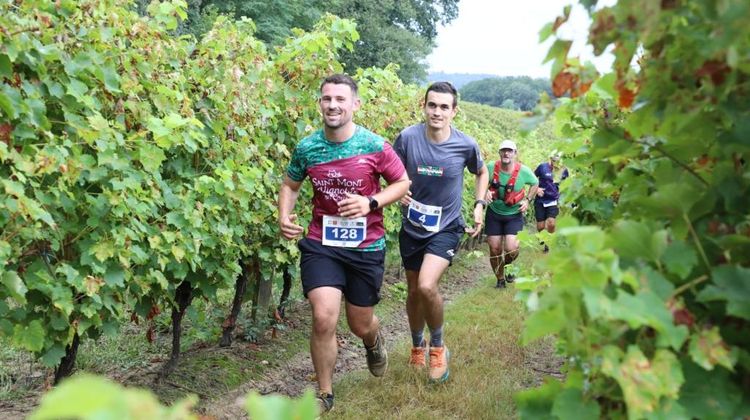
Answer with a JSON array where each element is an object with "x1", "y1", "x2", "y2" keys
[
  {"x1": 460, "y1": 76, "x2": 552, "y2": 111},
  {"x1": 134, "y1": 0, "x2": 459, "y2": 84}
]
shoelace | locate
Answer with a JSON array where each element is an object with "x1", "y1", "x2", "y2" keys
[{"x1": 429, "y1": 350, "x2": 445, "y2": 367}]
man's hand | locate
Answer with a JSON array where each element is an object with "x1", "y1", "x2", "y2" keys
[
  {"x1": 279, "y1": 213, "x2": 304, "y2": 240},
  {"x1": 338, "y1": 192, "x2": 369, "y2": 218},
  {"x1": 536, "y1": 188, "x2": 545, "y2": 197},
  {"x1": 399, "y1": 189, "x2": 413, "y2": 207},
  {"x1": 469, "y1": 204, "x2": 484, "y2": 238},
  {"x1": 519, "y1": 198, "x2": 530, "y2": 213}
]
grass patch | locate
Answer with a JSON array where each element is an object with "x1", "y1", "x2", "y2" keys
[{"x1": 326, "y1": 246, "x2": 552, "y2": 419}]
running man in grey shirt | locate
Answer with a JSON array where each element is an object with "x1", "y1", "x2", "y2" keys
[{"x1": 393, "y1": 82, "x2": 489, "y2": 383}]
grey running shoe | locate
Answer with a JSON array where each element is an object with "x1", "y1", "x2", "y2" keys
[
  {"x1": 316, "y1": 391, "x2": 334, "y2": 414},
  {"x1": 365, "y1": 331, "x2": 388, "y2": 377}
]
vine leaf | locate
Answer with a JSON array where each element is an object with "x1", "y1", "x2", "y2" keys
[
  {"x1": 688, "y1": 327, "x2": 737, "y2": 371},
  {"x1": 601, "y1": 346, "x2": 683, "y2": 419},
  {"x1": 696, "y1": 266, "x2": 750, "y2": 320},
  {"x1": 1, "y1": 270, "x2": 28, "y2": 304}
]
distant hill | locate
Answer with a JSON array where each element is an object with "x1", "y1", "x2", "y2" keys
[
  {"x1": 426, "y1": 72, "x2": 498, "y2": 89},
  {"x1": 460, "y1": 76, "x2": 552, "y2": 111}
]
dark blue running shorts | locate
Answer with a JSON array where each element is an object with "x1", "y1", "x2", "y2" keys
[
  {"x1": 399, "y1": 218, "x2": 464, "y2": 271},
  {"x1": 534, "y1": 201, "x2": 560, "y2": 222},
  {"x1": 298, "y1": 237, "x2": 385, "y2": 307},
  {"x1": 484, "y1": 210, "x2": 524, "y2": 236}
]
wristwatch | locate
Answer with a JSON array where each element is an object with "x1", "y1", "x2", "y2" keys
[
  {"x1": 368, "y1": 196, "x2": 379, "y2": 211},
  {"x1": 474, "y1": 199, "x2": 487, "y2": 208}
]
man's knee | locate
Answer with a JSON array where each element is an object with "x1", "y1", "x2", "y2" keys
[
  {"x1": 348, "y1": 316, "x2": 375, "y2": 338},
  {"x1": 486, "y1": 236, "x2": 503, "y2": 254},
  {"x1": 536, "y1": 222, "x2": 546, "y2": 232},
  {"x1": 312, "y1": 313, "x2": 338, "y2": 337},
  {"x1": 503, "y1": 236, "x2": 520, "y2": 254},
  {"x1": 546, "y1": 218, "x2": 556, "y2": 233},
  {"x1": 311, "y1": 301, "x2": 339, "y2": 336},
  {"x1": 415, "y1": 282, "x2": 438, "y2": 300}
]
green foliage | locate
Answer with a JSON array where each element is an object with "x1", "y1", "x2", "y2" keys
[
  {"x1": 328, "y1": 0, "x2": 460, "y2": 82},
  {"x1": 245, "y1": 390, "x2": 317, "y2": 420},
  {"x1": 460, "y1": 76, "x2": 553, "y2": 111},
  {"x1": 28, "y1": 374, "x2": 317, "y2": 420},
  {"x1": 518, "y1": 1, "x2": 750, "y2": 418},
  {"x1": 29, "y1": 375, "x2": 199, "y2": 420},
  {"x1": 193, "y1": 0, "x2": 323, "y2": 43},
  {"x1": 186, "y1": 0, "x2": 459, "y2": 83},
  {"x1": 0, "y1": 0, "x2": 419, "y2": 375}
]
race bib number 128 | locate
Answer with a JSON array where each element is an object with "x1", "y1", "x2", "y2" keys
[{"x1": 322, "y1": 215, "x2": 366, "y2": 248}]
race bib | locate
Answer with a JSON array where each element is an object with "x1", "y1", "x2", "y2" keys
[
  {"x1": 407, "y1": 199, "x2": 442, "y2": 233},
  {"x1": 322, "y1": 215, "x2": 367, "y2": 248},
  {"x1": 542, "y1": 200, "x2": 558, "y2": 208}
]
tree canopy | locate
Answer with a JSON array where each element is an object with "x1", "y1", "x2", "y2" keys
[
  {"x1": 460, "y1": 76, "x2": 552, "y2": 111},
  {"x1": 175, "y1": 0, "x2": 459, "y2": 83}
]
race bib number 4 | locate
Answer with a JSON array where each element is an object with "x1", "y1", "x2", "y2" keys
[
  {"x1": 322, "y1": 215, "x2": 367, "y2": 248},
  {"x1": 407, "y1": 199, "x2": 442, "y2": 233}
]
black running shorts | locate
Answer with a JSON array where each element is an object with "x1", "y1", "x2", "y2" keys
[
  {"x1": 484, "y1": 210, "x2": 524, "y2": 236},
  {"x1": 534, "y1": 201, "x2": 560, "y2": 222},
  {"x1": 398, "y1": 218, "x2": 464, "y2": 271},
  {"x1": 298, "y1": 237, "x2": 385, "y2": 307}
]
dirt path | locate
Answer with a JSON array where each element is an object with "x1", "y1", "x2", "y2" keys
[
  {"x1": 202, "y1": 254, "x2": 489, "y2": 419},
  {"x1": 0, "y1": 250, "x2": 561, "y2": 419}
]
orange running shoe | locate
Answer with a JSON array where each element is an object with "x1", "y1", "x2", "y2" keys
[
  {"x1": 428, "y1": 345, "x2": 450, "y2": 383},
  {"x1": 409, "y1": 342, "x2": 427, "y2": 368}
]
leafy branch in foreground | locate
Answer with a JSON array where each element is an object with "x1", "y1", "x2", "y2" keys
[{"x1": 517, "y1": 1, "x2": 750, "y2": 419}]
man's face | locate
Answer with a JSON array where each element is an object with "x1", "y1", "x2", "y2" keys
[
  {"x1": 319, "y1": 83, "x2": 360, "y2": 129},
  {"x1": 500, "y1": 148, "x2": 516, "y2": 165},
  {"x1": 423, "y1": 91, "x2": 457, "y2": 130}
]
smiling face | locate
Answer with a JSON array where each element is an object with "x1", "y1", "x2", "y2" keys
[
  {"x1": 319, "y1": 82, "x2": 360, "y2": 130},
  {"x1": 499, "y1": 148, "x2": 516, "y2": 166},
  {"x1": 423, "y1": 91, "x2": 457, "y2": 131}
]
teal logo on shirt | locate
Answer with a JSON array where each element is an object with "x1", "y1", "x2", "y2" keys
[{"x1": 417, "y1": 165, "x2": 443, "y2": 176}]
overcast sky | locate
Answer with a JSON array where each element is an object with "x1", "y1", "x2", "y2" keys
[{"x1": 427, "y1": 0, "x2": 614, "y2": 78}]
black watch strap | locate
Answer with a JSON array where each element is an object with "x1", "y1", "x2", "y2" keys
[
  {"x1": 368, "y1": 196, "x2": 379, "y2": 211},
  {"x1": 474, "y1": 199, "x2": 487, "y2": 208}
]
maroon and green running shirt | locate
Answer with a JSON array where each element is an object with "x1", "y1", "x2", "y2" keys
[{"x1": 286, "y1": 126, "x2": 406, "y2": 251}]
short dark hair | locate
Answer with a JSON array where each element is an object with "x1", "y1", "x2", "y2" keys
[
  {"x1": 320, "y1": 73, "x2": 358, "y2": 96},
  {"x1": 425, "y1": 81, "x2": 458, "y2": 108}
]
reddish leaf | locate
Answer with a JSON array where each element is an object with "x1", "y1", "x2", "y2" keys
[
  {"x1": 146, "y1": 304, "x2": 160, "y2": 320},
  {"x1": 0, "y1": 123, "x2": 12, "y2": 144},
  {"x1": 146, "y1": 325, "x2": 156, "y2": 343},
  {"x1": 590, "y1": 10, "x2": 616, "y2": 38},
  {"x1": 552, "y1": 71, "x2": 575, "y2": 97},
  {"x1": 672, "y1": 308, "x2": 695, "y2": 327},
  {"x1": 618, "y1": 86, "x2": 636, "y2": 109},
  {"x1": 696, "y1": 60, "x2": 730, "y2": 85},
  {"x1": 573, "y1": 81, "x2": 592, "y2": 98}
]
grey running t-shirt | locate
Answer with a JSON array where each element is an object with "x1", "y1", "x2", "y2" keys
[{"x1": 393, "y1": 123, "x2": 484, "y2": 239}]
